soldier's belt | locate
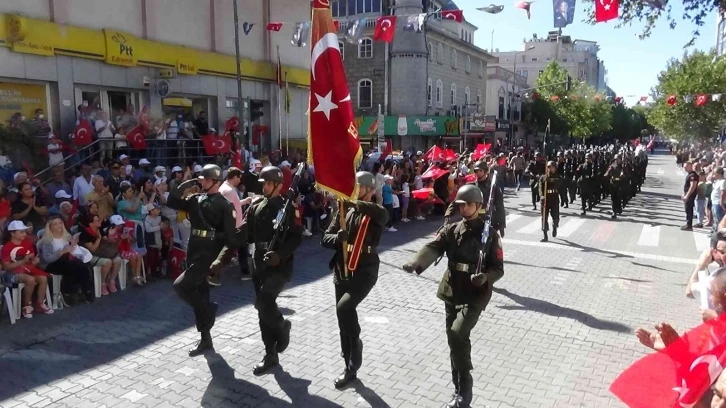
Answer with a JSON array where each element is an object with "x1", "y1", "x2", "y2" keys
[
  {"x1": 452, "y1": 262, "x2": 475, "y2": 273},
  {"x1": 346, "y1": 244, "x2": 374, "y2": 254},
  {"x1": 546, "y1": 189, "x2": 557, "y2": 194},
  {"x1": 191, "y1": 229, "x2": 218, "y2": 239}
]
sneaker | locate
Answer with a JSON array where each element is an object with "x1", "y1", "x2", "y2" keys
[
  {"x1": 680, "y1": 225, "x2": 693, "y2": 231},
  {"x1": 387, "y1": 227, "x2": 397, "y2": 232},
  {"x1": 302, "y1": 230, "x2": 313, "y2": 237},
  {"x1": 415, "y1": 216, "x2": 425, "y2": 221},
  {"x1": 108, "y1": 282, "x2": 118, "y2": 294},
  {"x1": 22, "y1": 305, "x2": 33, "y2": 319},
  {"x1": 402, "y1": 218, "x2": 410, "y2": 223},
  {"x1": 101, "y1": 283, "x2": 109, "y2": 296},
  {"x1": 35, "y1": 302, "x2": 54, "y2": 315},
  {"x1": 694, "y1": 223, "x2": 704, "y2": 228},
  {"x1": 240, "y1": 271, "x2": 252, "y2": 281}
]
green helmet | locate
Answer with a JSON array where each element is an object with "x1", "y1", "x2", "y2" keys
[
  {"x1": 198, "y1": 164, "x2": 223, "y2": 181},
  {"x1": 258, "y1": 166, "x2": 284, "y2": 183},
  {"x1": 472, "y1": 160, "x2": 488, "y2": 171},
  {"x1": 356, "y1": 171, "x2": 376, "y2": 189},
  {"x1": 454, "y1": 185, "x2": 484, "y2": 204}
]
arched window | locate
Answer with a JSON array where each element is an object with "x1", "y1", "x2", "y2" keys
[
  {"x1": 461, "y1": 29, "x2": 464, "y2": 39},
  {"x1": 427, "y1": 78, "x2": 433, "y2": 106},
  {"x1": 428, "y1": 42, "x2": 433, "y2": 62},
  {"x1": 358, "y1": 79, "x2": 373, "y2": 108},
  {"x1": 436, "y1": 79, "x2": 443, "y2": 108},
  {"x1": 450, "y1": 83, "x2": 457, "y2": 105},
  {"x1": 464, "y1": 86, "x2": 470, "y2": 105},
  {"x1": 437, "y1": 43, "x2": 444, "y2": 64},
  {"x1": 339, "y1": 41, "x2": 345, "y2": 61},
  {"x1": 477, "y1": 89, "x2": 482, "y2": 105},
  {"x1": 358, "y1": 37, "x2": 373, "y2": 59},
  {"x1": 465, "y1": 55, "x2": 471, "y2": 73},
  {"x1": 478, "y1": 60, "x2": 484, "y2": 77},
  {"x1": 452, "y1": 49, "x2": 458, "y2": 69}
]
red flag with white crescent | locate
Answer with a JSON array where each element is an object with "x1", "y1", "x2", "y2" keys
[
  {"x1": 126, "y1": 125, "x2": 147, "y2": 150},
  {"x1": 201, "y1": 134, "x2": 232, "y2": 155},
  {"x1": 73, "y1": 119, "x2": 93, "y2": 146},
  {"x1": 308, "y1": 0, "x2": 362, "y2": 200},
  {"x1": 168, "y1": 246, "x2": 187, "y2": 280},
  {"x1": 225, "y1": 116, "x2": 241, "y2": 133}
]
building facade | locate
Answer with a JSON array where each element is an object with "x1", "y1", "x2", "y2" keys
[
  {"x1": 333, "y1": 0, "x2": 494, "y2": 150},
  {"x1": 485, "y1": 66, "x2": 528, "y2": 145},
  {"x1": 717, "y1": 11, "x2": 726, "y2": 56},
  {"x1": 491, "y1": 32, "x2": 606, "y2": 91},
  {"x1": 0, "y1": 0, "x2": 312, "y2": 155}
]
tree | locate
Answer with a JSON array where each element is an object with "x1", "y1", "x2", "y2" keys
[
  {"x1": 583, "y1": 0, "x2": 723, "y2": 47},
  {"x1": 648, "y1": 50, "x2": 726, "y2": 140},
  {"x1": 605, "y1": 104, "x2": 656, "y2": 142}
]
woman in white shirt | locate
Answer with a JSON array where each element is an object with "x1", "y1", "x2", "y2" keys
[{"x1": 95, "y1": 111, "x2": 115, "y2": 161}]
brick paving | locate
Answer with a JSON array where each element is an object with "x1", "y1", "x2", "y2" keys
[{"x1": 0, "y1": 152, "x2": 704, "y2": 407}]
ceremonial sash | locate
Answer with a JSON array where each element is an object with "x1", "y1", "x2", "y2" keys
[{"x1": 346, "y1": 215, "x2": 370, "y2": 272}]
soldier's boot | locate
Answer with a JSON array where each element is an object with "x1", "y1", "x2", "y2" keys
[
  {"x1": 334, "y1": 334, "x2": 356, "y2": 388},
  {"x1": 350, "y1": 338, "x2": 363, "y2": 371},
  {"x1": 541, "y1": 231, "x2": 548, "y2": 242},
  {"x1": 457, "y1": 371, "x2": 473, "y2": 408},
  {"x1": 446, "y1": 370, "x2": 461, "y2": 408},
  {"x1": 276, "y1": 319, "x2": 292, "y2": 353},
  {"x1": 334, "y1": 366, "x2": 357, "y2": 389},
  {"x1": 253, "y1": 349, "x2": 279, "y2": 375},
  {"x1": 188, "y1": 331, "x2": 214, "y2": 357},
  {"x1": 552, "y1": 225, "x2": 558, "y2": 238}
]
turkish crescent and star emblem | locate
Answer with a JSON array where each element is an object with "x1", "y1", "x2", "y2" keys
[
  {"x1": 381, "y1": 18, "x2": 392, "y2": 30},
  {"x1": 600, "y1": 0, "x2": 613, "y2": 10}
]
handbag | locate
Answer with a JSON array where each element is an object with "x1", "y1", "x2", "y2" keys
[{"x1": 95, "y1": 240, "x2": 119, "y2": 259}]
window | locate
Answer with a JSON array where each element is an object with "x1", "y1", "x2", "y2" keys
[
  {"x1": 450, "y1": 83, "x2": 457, "y2": 105},
  {"x1": 427, "y1": 78, "x2": 433, "y2": 106},
  {"x1": 465, "y1": 55, "x2": 471, "y2": 73},
  {"x1": 357, "y1": 79, "x2": 372, "y2": 108},
  {"x1": 428, "y1": 42, "x2": 433, "y2": 61},
  {"x1": 522, "y1": 70, "x2": 528, "y2": 78},
  {"x1": 579, "y1": 69, "x2": 585, "y2": 79},
  {"x1": 464, "y1": 86, "x2": 470, "y2": 105},
  {"x1": 461, "y1": 29, "x2": 464, "y2": 39},
  {"x1": 585, "y1": 58, "x2": 589, "y2": 65},
  {"x1": 339, "y1": 41, "x2": 345, "y2": 61},
  {"x1": 498, "y1": 96, "x2": 505, "y2": 118},
  {"x1": 531, "y1": 57, "x2": 538, "y2": 62},
  {"x1": 436, "y1": 79, "x2": 443, "y2": 108},
  {"x1": 437, "y1": 44, "x2": 444, "y2": 64},
  {"x1": 452, "y1": 49, "x2": 458, "y2": 69},
  {"x1": 477, "y1": 89, "x2": 482, "y2": 105},
  {"x1": 479, "y1": 60, "x2": 483, "y2": 77},
  {"x1": 358, "y1": 38, "x2": 373, "y2": 58},
  {"x1": 334, "y1": 0, "x2": 381, "y2": 15},
  {"x1": 562, "y1": 58, "x2": 568, "y2": 62}
]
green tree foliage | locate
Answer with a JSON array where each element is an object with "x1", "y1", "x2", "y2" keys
[
  {"x1": 604, "y1": 104, "x2": 656, "y2": 142},
  {"x1": 582, "y1": 0, "x2": 723, "y2": 47},
  {"x1": 648, "y1": 50, "x2": 726, "y2": 140}
]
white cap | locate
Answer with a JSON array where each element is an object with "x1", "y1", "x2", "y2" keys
[
  {"x1": 417, "y1": 151, "x2": 423, "y2": 156},
  {"x1": 55, "y1": 190, "x2": 72, "y2": 199},
  {"x1": 171, "y1": 166, "x2": 183, "y2": 173},
  {"x1": 154, "y1": 177, "x2": 167, "y2": 186},
  {"x1": 109, "y1": 214, "x2": 125, "y2": 226},
  {"x1": 119, "y1": 154, "x2": 129, "y2": 161},
  {"x1": 7, "y1": 220, "x2": 27, "y2": 231},
  {"x1": 193, "y1": 164, "x2": 203, "y2": 173},
  {"x1": 280, "y1": 161, "x2": 291, "y2": 168},
  {"x1": 120, "y1": 180, "x2": 132, "y2": 188},
  {"x1": 249, "y1": 159, "x2": 262, "y2": 172},
  {"x1": 139, "y1": 158, "x2": 151, "y2": 165},
  {"x1": 385, "y1": 175, "x2": 394, "y2": 180},
  {"x1": 154, "y1": 166, "x2": 166, "y2": 173}
]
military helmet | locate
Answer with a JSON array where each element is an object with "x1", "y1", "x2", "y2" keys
[
  {"x1": 472, "y1": 160, "x2": 488, "y2": 171},
  {"x1": 547, "y1": 160, "x2": 557, "y2": 167},
  {"x1": 356, "y1": 171, "x2": 376, "y2": 189},
  {"x1": 535, "y1": 152, "x2": 543, "y2": 158},
  {"x1": 198, "y1": 164, "x2": 223, "y2": 181},
  {"x1": 556, "y1": 151, "x2": 564, "y2": 157},
  {"x1": 585, "y1": 152, "x2": 593, "y2": 159},
  {"x1": 454, "y1": 185, "x2": 484, "y2": 204},
  {"x1": 258, "y1": 166, "x2": 284, "y2": 183}
]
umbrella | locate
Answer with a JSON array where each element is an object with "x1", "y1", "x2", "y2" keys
[{"x1": 477, "y1": 4, "x2": 504, "y2": 13}]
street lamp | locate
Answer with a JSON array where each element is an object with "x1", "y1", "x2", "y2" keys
[{"x1": 509, "y1": 45, "x2": 535, "y2": 148}]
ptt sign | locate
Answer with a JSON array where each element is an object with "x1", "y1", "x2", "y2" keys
[{"x1": 103, "y1": 29, "x2": 137, "y2": 67}]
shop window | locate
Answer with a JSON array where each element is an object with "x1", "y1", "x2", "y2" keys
[
  {"x1": 108, "y1": 91, "x2": 134, "y2": 126},
  {"x1": 436, "y1": 79, "x2": 443, "y2": 108},
  {"x1": 358, "y1": 38, "x2": 373, "y2": 59},
  {"x1": 358, "y1": 79, "x2": 373, "y2": 108}
]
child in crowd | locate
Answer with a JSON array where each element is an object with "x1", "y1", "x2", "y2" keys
[
  {"x1": 143, "y1": 203, "x2": 163, "y2": 277},
  {"x1": 107, "y1": 215, "x2": 145, "y2": 286}
]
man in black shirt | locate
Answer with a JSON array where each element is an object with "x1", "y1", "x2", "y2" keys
[
  {"x1": 682, "y1": 160, "x2": 699, "y2": 231},
  {"x1": 193, "y1": 111, "x2": 210, "y2": 136}
]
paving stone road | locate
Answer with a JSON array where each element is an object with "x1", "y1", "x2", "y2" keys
[{"x1": 0, "y1": 151, "x2": 705, "y2": 407}]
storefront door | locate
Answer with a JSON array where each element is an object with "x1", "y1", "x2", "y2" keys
[{"x1": 74, "y1": 87, "x2": 141, "y2": 125}]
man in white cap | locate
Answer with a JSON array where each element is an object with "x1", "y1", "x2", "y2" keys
[
  {"x1": 48, "y1": 190, "x2": 72, "y2": 216},
  {"x1": 153, "y1": 166, "x2": 167, "y2": 185},
  {"x1": 119, "y1": 154, "x2": 130, "y2": 167},
  {"x1": 132, "y1": 158, "x2": 152, "y2": 183}
]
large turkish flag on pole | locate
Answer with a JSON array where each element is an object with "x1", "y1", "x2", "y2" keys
[{"x1": 308, "y1": 0, "x2": 362, "y2": 200}]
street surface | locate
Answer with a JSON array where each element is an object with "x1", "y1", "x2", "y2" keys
[{"x1": 0, "y1": 151, "x2": 705, "y2": 408}]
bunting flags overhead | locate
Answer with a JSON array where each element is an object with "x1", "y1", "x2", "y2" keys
[{"x1": 662, "y1": 92, "x2": 726, "y2": 107}]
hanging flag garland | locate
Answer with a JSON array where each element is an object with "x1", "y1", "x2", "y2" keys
[{"x1": 660, "y1": 93, "x2": 725, "y2": 107}]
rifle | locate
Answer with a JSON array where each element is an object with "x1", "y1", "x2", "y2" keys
[
  {"x1": 475, "y1": 169, "x2": 498, "y2": 275},
  {"x1": 268, "y1": 162, "x2": 306, "y2": 251}
]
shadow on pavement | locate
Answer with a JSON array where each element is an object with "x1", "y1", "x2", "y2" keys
[
  {"x1": 493, "y1": 288, "x2": 631, "y2": 333},
  {"x1": 353, "y1": 380, "x2": 391, "y2": 408},
  {"x1": 274, "y1": 369, "x2": 343, "y2": 407},
  {"x1": 203, "y1": 353, "x2": 279, "y2": 407},
  {"x1": 556, "y1": 239, "x2": 633, "y2": 260},
  {"x1": 506, "y1": 260, "x2": 585, "y2": 274}
]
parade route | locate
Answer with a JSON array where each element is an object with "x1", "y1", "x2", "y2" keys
[{"x1": 0, "y1": 152, "x2": 705, "y2": 407}]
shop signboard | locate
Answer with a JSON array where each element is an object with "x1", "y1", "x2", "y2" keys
[
  {"x1": 103, "y1": 29, "x2": 137, "y2": 67},
  {"x1": 354, "y1": 116, "x2": 459, "y2": 137},
  {"x1": 0, "y1": 82, "x2": 48, "y2": 121},
  {"x1": 6, "y1": 15, "x2": 54, "y2": 56}
]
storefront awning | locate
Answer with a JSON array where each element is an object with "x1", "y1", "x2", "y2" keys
[{"x1": 163, "y1": 97, "x2": 193, "y2": 107}]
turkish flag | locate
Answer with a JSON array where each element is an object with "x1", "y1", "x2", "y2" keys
[
  {"x1": 633, "y1": 139, "x2": 640, "y2": 146},
  {"x1": 647, "y1": 138, "x2": 655, "y2": 150},
  {"x1": 610, "y1": 314, "x2": 726, "y2": 408},
  {"x1": 137, "y1": 105, "x2": 150, "y2": 133},
  {"x1": 225, "y1": 116, "x2": 241, "y2": 133},
  {"x1": 373, "y1": 16, "x2": 396, "y2": 43},
  {"x1": 308, "y1": 0, "x2": 362, "y2": 200},
  {"x1": 421, "y1": 164, "x2": 449, "y2": 180},
  {"x1": 696, "y1": 94, "x2": 709, "y2": 106},
  {"x1": 424, "y1": 146, "x2": 457, "y2": 162},
  {"x1": 334, "y1": 20, "x2": 339, "y2": 31},
  {"x1": 266, "y1": 22, "x2": 283, "y2": 31},
  {"x1": 126, "y1": 125, "x2": 147, "y2": 150},
  {"x1": 168, "y1": 246, "x2": 187, "y2": 280},
  {"x1": 73, "y1": 119, "x2": 93, "y2": 146},
  {"x1": 667, "y1": 95, "x2": 678, "y2": 106},
  {"x1": 472, "y1": 143, "x2": 492, "y2": 160},
  {"x1": 595, "y1": 0, "x2": 619, "y2": 22},
  {"x1": 442, "y1": 9, "x2": 464, "y2": 22},
  {"x1": 201, "y1": 134, "x2": 231, "y2": 155}
]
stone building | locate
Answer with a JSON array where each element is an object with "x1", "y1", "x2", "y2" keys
[{"x1": 333, "y1": 0, "x2": 495, "y2": 151}]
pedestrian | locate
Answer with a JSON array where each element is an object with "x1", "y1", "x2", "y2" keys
[
  {"x1": 246, "y1": 166, "x2": 302, "y2": 375},
  {"x1": 166, "y1": 164, "x2": 241, "y2": 357},
  {"x1": 540, "y1": 161, "x2": 561, "y2": 242},
  {"x1": 604, "y1": 155, "x2": 624, "y2": 220},
  {"x1": 402, "y1": 185, "x2": 504, "y2": 408},
  {"x1": 322, "y1": 171, "x2": 388, "y2": 388},
  {"x1": 682, "y1": 160, "x2": 699, "y2": 231}
]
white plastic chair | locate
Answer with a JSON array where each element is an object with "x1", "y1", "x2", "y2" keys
[
  {"x1": 51, "y1": 274, "x2": 65, "y2": 310},
  {"x1": 3, "y1": 286, "x2": 15, "y2": 324},
  {"x1": 93, "y1": 265, "x2": 102, "y2": 298},
  {"x1": 10, "y1": 283, "x2": 52, "y2": 320}
]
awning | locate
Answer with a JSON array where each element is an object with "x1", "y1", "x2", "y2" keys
[{"x1": 163, "y1": 97, "x2": 193, "y2": 107}]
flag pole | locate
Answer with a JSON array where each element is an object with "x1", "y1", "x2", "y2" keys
[
  {"x1": 277, "y1": 45, "x2": 283, "y2": 152},
  {"x1": 285, "y1": 71, "x2": 290, "y2": 153},
  {"x1": 233, "y1": 0, "x2": 245, "y2": 148}
]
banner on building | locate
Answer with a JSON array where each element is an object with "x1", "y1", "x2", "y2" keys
[
  {"x1": 0, "y1": 82, "x2": 48, "y2": 123},
  {"x1": 553, "y1": 0, "x2": 576, "y2": 28}
]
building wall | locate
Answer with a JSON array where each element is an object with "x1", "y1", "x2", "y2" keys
[
  {"x1": 718, "y1": 12, "x2": 726, "y2": 56},
  {"x1": 341, "y1": 40, "x2": 386, "y2": 116}
]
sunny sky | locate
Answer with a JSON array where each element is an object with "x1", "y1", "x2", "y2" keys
[{"x1": 456, "y1": 0, "x2": 718, "y2": 106}]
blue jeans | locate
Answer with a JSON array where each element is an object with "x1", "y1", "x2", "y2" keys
[{"x1": 713, "y1": 204, "x2": 724, "y2": 233}]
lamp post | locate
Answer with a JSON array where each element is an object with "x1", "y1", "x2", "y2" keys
[{"x1": 508, "y1": 46, "x2": 535, "y2": 148}]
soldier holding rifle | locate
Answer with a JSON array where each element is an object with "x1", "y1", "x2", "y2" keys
[
  {"x1": 245, "y1": 165, "x2": 303, "y2": 375},
  {"x1": 539, "y1": 161, "x2": 561, "y2": 242},
  {"x1": 321, "y1": 171, "x2": 388, "y2": 388},
  {"x1": 402, "y1": 181, "x2": 504, "y2": 408}
]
